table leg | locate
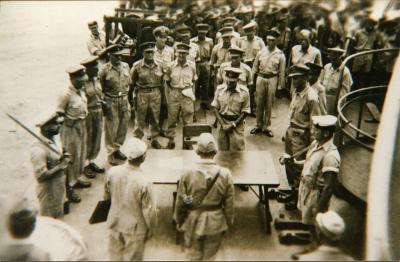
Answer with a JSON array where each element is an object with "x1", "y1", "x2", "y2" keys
[{"x1": 263, "y1": 185, "x2": 272, "y2": 234}]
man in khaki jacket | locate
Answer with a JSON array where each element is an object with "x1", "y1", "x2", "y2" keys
[
  {"x1": 104, "y1": 138, "x2": 157, "y2": 261},
  {"x1": 174, "y1": 133, "x2": 234, "y2": 260}
]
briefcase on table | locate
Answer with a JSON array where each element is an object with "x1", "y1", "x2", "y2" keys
[{"x1": 89, "y1": 200, "x2": 111, "y2": 224}]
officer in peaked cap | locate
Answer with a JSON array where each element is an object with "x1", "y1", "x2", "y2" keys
[
  {"x1": 306, "y1": 62, "x2": 327, "y2": 114},
  {"x1": 57, "y1": 65, "x2": 90, "y2": 202},
  {"x1": 80, "y1": 55, "x2": 105, "y2": 177},
  {"x1": 153, "y1": 25, "x2": 174, "y2": 68},
  {"x1": 212, "y1": 67, "x2": 250, "y2": 151},
  {"x1": 279, "y1": 64, "x2": 322, "y2": 210},
  {"x1": 217, "y1": 47, "x2": 252, "y2": 88},
  {"x1": 130, "y1": 41, "x2": 164, "y2": 149}
]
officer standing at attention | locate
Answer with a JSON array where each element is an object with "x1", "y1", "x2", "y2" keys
[
  {"x1": 99, "y1": 48, "x2": 131, "y2": 165},
  {"x1": 130, "y1": 42, "x2": 163, "y2": 149},
  {"x1": 251, "y1": 30, "x2": 286, "y2": 137},
  {"x1": 57, "y1": 66, "x2": 90, "y2": 203},
  {"x1": 104, "y1": 138, "x2": 157, "y2": 261},
  {"x1": 294, "y1": 115, "x2": 340, "y2": 226},
  {"x1": 80, "y1": 56, "x2": 105, "y2": 178},
  {"x1": 295, "y1": 211, "x2": 353, "y2": 261},
  {"x1": 306, "y1": 62, "x2": 327, "y2": 115},
  {"x1": 212, "y1": 67, "x2": 250, "y2": 151},
  {"x1": 280, "y1": 65, "x2": 321, "y2": 210},
  {"x1": 31, "y1": 112, "x2": 71, "y2": 215},
  {"x1": 191, "y1": 23, "x2": 214, "y2": 110},
  {"x1": 174, "y1": 133, "x2": 234, "y2": 260},
  {"x1": 217, "y1": 47, "x2": 252, "y2": 88},
  {"x1": 153, "y1": 26, "x2": 175, "y2": 67},
  {"x1": 87, "y1": 21, "x2": 105, "y2": 56},
  {"x1": 164, "y1": 43, "x2": 197, "y2": 149}
]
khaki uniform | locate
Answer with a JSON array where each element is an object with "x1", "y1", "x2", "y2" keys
[
  {"x1": 174, "y1": 159, "x2": 234, "y2": 260},
  {"x1": 290, "y1": 45, "x2": 322, "y2": 66},
  {"x1": 215, "y1": 31, "x2": 241, "y2": 46},
  {"x1": 84, "y1": 77, "x2": 103, "y2": 161},
  {"x1": 104, "y1": 164, "x2": 157, "y2": 261},
  {"x1": 319, "y1": 63, "x2": 353, "y2": 115},
  {"x1": 237, "y1": 36, "x2": 265, "y2": 64},
  {"x1": 57, "y1": 86, "x2": 88, "y2": 187},
  {"x1": 30, "y1": 135, "x2": 65, "y2": 218},
  {"x1": 298, "y1": 245, "x2": 353, "y2": 261},
  {"x1": 352, "y1": 29, "x2": 376, "y2": 72},
  {"x1": 130, "y1": 60, "x2": 163, "y2": 140},
  {"x1": 164, "y1": 60, "x2": 197, "y2": 140},
  {"x1": 310, "y1": 81, "x2": 327, "y2": 115},
  {"x1": 252, "y1": 47, "x2": 286, "y2": 130},
  {"x1": 99, "y1": 62, "x2": 131, "y2": 154},
  {"x1": 154, "y1": 45, "x2": 175, "y2": 67},
  {"x1": 211, "y1": 84, "x2": 251, "y2": 151},
  {"x1": 191, "y1": 37, "x2": 213, "y2": 101},
  {"x1": 218, "y1": 62, "x2": 253, "y2": 87},
  {"x1": 87, "y1": 32, "x2": 105, "y2": 56},
  {"x1": 297, "y1": 138, "x2": 340, "y2": 225},
  {"x1": 174, "y1": 42, "x2": 200, "y2": 64},
  {"x1": 285, "y1": 84, "x2": 321, "y2": 190},
  {"x1": 210, "y1": 44, "x2": 233, "y2": 68}
]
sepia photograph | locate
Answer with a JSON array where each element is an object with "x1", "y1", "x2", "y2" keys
[{"x1": 0, "y1": 0, "x2": 399, "y2": 260}]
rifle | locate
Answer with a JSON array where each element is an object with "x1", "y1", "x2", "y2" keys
[{"x1": 6, "y1": 112, "x2": 71, "y2": 214}]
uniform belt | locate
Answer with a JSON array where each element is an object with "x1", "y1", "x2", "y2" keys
[
  {"x1": 221, "y1": 114, "x2": 239, "y2": 121},
  {"x1": 258, "y1": 72, "x2": 277, "y2": 79},
  {"x1": 137, "y1": 87, "x2": 160, "y2": 93},
  {"x1": 105, "y1": 93, "x2": 126, "y2": 99}
]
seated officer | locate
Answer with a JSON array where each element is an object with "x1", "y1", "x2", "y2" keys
[{"x1": 212, "y1": 67, "x2": 250, "y2": 151}]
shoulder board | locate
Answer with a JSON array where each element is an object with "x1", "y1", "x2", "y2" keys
[{"x1": 133, "y1": 59, "x2": 142, "y2": 68}]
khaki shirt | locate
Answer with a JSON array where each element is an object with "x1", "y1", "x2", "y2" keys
[
  {"x1": 289, "y1": 84, "x2": 321, "y2": 136},
  {"x1": 84, "y1": 77, "x2": 103, "y2": 109},
  {"x1": 173, "y1": 42, "x2": 200, "y2": 63},
  {"x1": 87, "y1": 32, "x2": 105, "y2": 56},
  {"x1": 238, "y1": 36, "x2": 265, "y2": 62},
  {"x1": 57, "y1": 86, "x2": 88, "y2": 120},
  {"x1": 216, "y1": 31, "x2": 241, "y2": 46},
  {"x1": 154, "y1": 45, "x2": 174, "y2": 67},
  {"x1": 310, "y1": 81, "x2": 327, "y2": 115},
  {"x1": 210, "y1": 44, "x2": 233, "y2": 68},
  {"x1": 190, "y1": 36, "x2": 214, "y2": 62},
  {"x1": 174, "y1": 159, "x2": 234, "y2": 236},
  {"x1": 212, "y1": 84, "x2": 251, "y2": 116},
  {"x1": 98, "y1": 62, "x2": 131, "y2": 97},
  {"x1": 104, "y1": 164, "x2": 157, "y2": 235},
  {"x1": 319, "y1": 63, "x2": 353, "y2": 98},
  {"x1": 164, "y1": 60, "x2": 197, "y2": 89},
  {"x1": 218, "y1": 62, "x2": 252, "y2": 87},
  {"x1": 252, "y1": 47, "x2": 286, "y2": 88},
  {"x1": 130, "y1": 60, "x2": 163, "y2": 89},
  {"x1": 291, "y1": 45, "x2": 322, "y2": 66}
]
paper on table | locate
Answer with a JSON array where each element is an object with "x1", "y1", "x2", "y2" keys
[{"x1": 158, "y1": 156, "x2": 184, "y2": 170}]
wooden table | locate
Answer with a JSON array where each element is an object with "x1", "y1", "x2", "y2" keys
[{"x1": 141, "y1": 150, "x2": 280, "y2": 234}]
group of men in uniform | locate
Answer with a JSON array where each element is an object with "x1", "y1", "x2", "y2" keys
[{"x1": 24, "y1": 1, "x2": 400, "y2": 260}]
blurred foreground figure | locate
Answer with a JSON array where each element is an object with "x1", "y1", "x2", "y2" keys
[
  {"x1": 295, "y1": 211, "x2": 353, "y2": 261},
  {"x1": 104, "y1": 138, "x2": 157, "y2": 261},
  {"x1": 174, "y1": 133, "x2": 234, "y2": 260},
  {"x1": 0, "y1": 198, "x2": 88, "y2": 261}
]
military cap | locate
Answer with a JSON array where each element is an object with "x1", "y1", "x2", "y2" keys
[
  {"x1": 175, "y1": 24, "x2": 191, "y2": 34},
  {"x1": 123, "y1": 137, "x2": 147, "y2": 160},
  {"x1": 153, "y1": 26, "x2": 170, "y2": 37},
  {"x1": 266, "y1": 29, "x2": 280, "y2": 40},
  {"x1": 327, "y1": 47, "x2": 346, "y2": 56},
  {"x1": 221, "y1": 16, "x2": 237, "y2": 26},
  {"x1": 312, "y1": 115, "x2": 337, "y2": 129},
  {"x1": 196, "y1": 133, "x2": 217, "y2": 154},
  {"x1": 229, "y1": 47, "x2": 245, "y2": 57},
  {"x1": 195, "y1": 23, "x2": 209, "y2": 33},
  {"x1": 66, "y1": 65, "x2": 86, "y2": 78},
  {"x1": 288, "y1": 64, "x2": 310, "y2": 78},
  {"x1": 305, "y1": 62, "x2": 323, "y2": 72},
  {"x1": 316, "y1": 211, "x2": 345, "y2": 241},
  {"x1": 243, "y1": 21, "x2": 257, "y2": 31},
  {"x1": 265, "y1": 7, "x2": 280, "y2": 16},
  {"x1": 224, "y1": 67, "x2": 242, "y2": 81},
  {"x1": 98, "y1": 44, "x2": 119, "y2": 58},
  {"x1": 87, "y1": 21, "x2": 97, "y2": 27},
  {"x1": 140, "y1": 41, "x2": 156, "y2": 52},
  {"x1": 176, "y1": 42, "x2": 190, "y2": 53},
  {"x1": 80, "y1": 56, "x2": 98, "y2": 67}
]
